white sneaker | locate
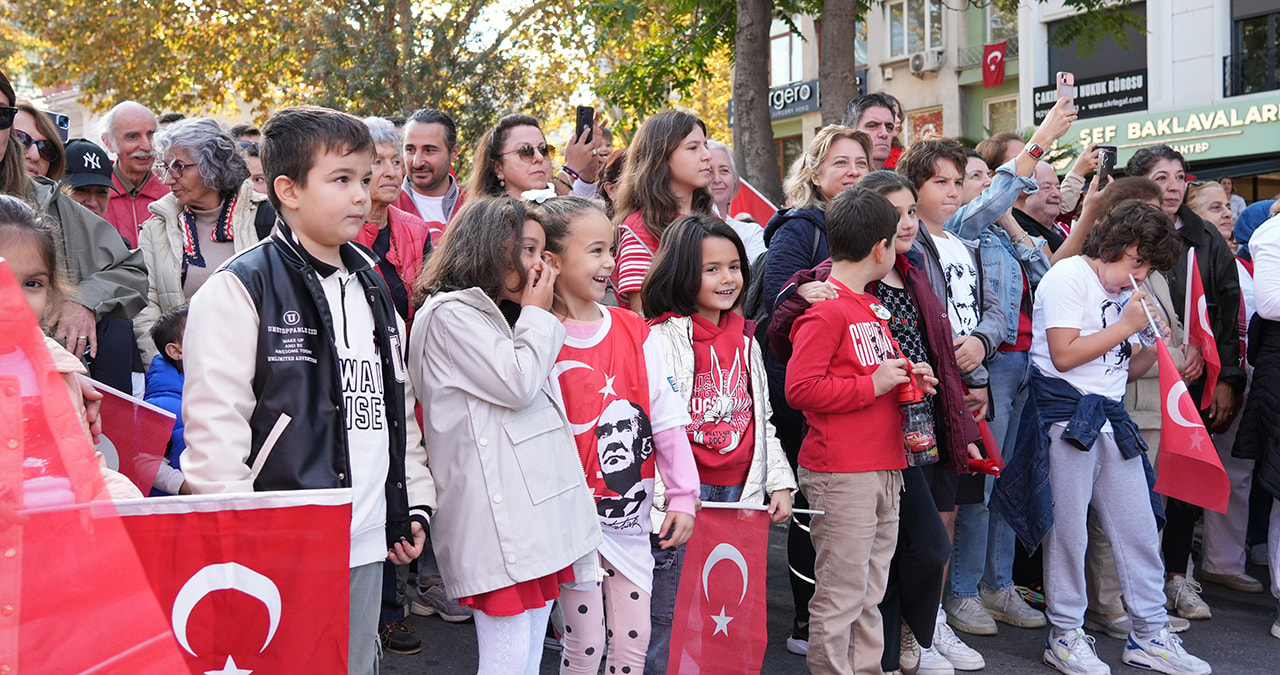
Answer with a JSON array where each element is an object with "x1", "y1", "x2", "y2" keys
[
  {"x1": 933, "y1": 607, "x2": 985, "y2": 671},
  {"x1": 980, "y1": 584, "x2": 1047, "y2": 628},
  {"x1": 945, "y1": 595, "x2": 998, "y2": 635},
  {"x1": 918, "y1": 645, "x2": 956, "y2": 675},
  {"x1": 1271, "y1": 620, "x2": 1280, "y2": 640},
  {"x1": 1122, "y1": 628, "x2": 1211, "y2": 675},
  {"x1": 1043, "y1": 628, "x2": 1110, "y2": 675},
  {"x1": 1164, "y1": 576, "x2": 1212, "y2": 620}
]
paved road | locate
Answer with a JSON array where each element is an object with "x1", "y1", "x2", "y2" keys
[{"x1": 385, "y1": 524, "x2": 1278, "y2": 674}]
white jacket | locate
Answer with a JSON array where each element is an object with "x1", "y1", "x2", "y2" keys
[
  {"x1": 134, "y1": 180, "x2": 268, "y2": 362},
  {"x1": 648, "y1": 315, "x2": 796, "y2": 531}
]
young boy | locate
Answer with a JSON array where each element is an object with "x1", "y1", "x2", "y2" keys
[
  {"x1": 180, "y1": 106, "x2": 435, "y2": 675},
  {"x1": 1030, "y1": 200, "x2": 1209, "y2": 675},
  {"x1": 785, "y1": 187, "x2": 937, "y2": 675},
  {"x1": 144, "y1": 304, "x2": 189, "y2": 496}
]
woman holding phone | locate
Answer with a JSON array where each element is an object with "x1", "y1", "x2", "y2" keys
[{"x1": 468, "y1": 113, "x2": 601, "y2": 199}]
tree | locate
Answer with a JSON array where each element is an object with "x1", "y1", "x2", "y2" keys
[
  {"x1": 733, "y1": 0, "x2": 783, "y2": 204},
  {"x1": 818, "y1": 0, "x2": 871, "y2": 126}
]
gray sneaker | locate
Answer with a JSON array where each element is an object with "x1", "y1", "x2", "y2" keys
[
  {"x1": 945, "y1": 596, "x2": 997, "y2": 636},
  {"x1": 410, "y1": 583, "x2": 474, "y2": 623},
  {"x1": 980, "y1": 584, "x2": 1047, "y2": 628}
]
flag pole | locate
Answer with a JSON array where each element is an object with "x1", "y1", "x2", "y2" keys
[
  {"x1": 698, "y1": 501, "x2": 825, "y2": 516},
  {"x1": 1184, "y1": 248, "x2": 1195, "y2": 332}
]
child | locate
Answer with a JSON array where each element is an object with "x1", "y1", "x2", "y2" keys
[
  {"x1": 610, "y1": 110, "x2": 714, "y2": 313},
  {"x1": 641, "y1": 214, "x2": 796, "y2": 671},
  {"x1": 1029, "y1": 200, "x2": 1209, "y2": 675},
  {"x1": 537, "y1": 196, "x2": 699, "y2": 675},
  {"x1": 0, "y1": 194, "x2": 142, "y2": 503},
  {"x1": 144, "y1": 305, "x2": 189, "y2": 496},
  {"x1": 407, "y1": 197, "x2": 601, "y2": 675},
  {"x1": 179, "y1": 106, "x2": 434, "y2": 675},
  {"x1": 784, "y1": 187, "x2": 937, "y2": 675}
]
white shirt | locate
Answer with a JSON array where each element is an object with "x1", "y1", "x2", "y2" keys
[
  {"x1": 727, "y1": 216, "x2": 768, "y2": 263},
  {"x1": 1032, "y1": 256, "x2": 1138, "y2": 402},
  {"x1": 932, "y1": 230, "x2": 980, "y2": 336},
  {"x1": 1250, "y1": 214, "x2": 1280, "y2": 321},
  {"x1": 408, "y1": 188, "x2": 446, "y2": 224}
]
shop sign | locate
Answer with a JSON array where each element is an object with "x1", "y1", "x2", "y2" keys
[
  {"x1": 728, "y1": 79, "x2": 821, "y2": 127},
  {"x1": 1033, "y1": 69, "x2": 1148, "y2": 123}
]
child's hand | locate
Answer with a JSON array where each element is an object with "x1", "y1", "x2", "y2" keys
[
  {"x1": 952, "y1": 335, "x2": 984, "y2": 373},
  {"x1": 387, "y1": 521, "x2": 426, "y2": 565},
  {"x1": 911, "y1": 362, "x2": 938, "y2": 395},
  {"x1": 1180, "y1": 344, "x2": 1205, "y2": 382},
  {"x1": 797, "y1": 281, "x2": 838, "y2": 304},
  {"x1": 966, "y1": 442, "x2": 983, "y2": 460},
  {"x1": 521, "y1": 260, "x2": 557, "y2": 311},
  {"x1": 657, "y1": 511, "x2": 695, "y2": 549},
  {"x1": 77, "y1": 375, "x2": 103, "y2": 445},
  {"x1": 768, "y1": 489, "x2": 793, "y2": 524},
  {"x1": 1120, "y1": 289, "x2": 1152, "y2": 333},
  {"x1": 871, "y1": 358, "x2": 913, "y2": 396}
]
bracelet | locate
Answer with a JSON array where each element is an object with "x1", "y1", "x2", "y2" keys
[
  {"x1": 560, "y1": 165, "x2": 581, "y2": 181},
  {"x1": 554, "y1": 175, "x2": 573, "y2": 190},
  {"x1": 1013, "y1": 232, "x2": 1031, "y2": 246}
]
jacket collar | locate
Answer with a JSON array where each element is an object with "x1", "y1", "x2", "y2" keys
[
  {"x1": 271, "y1": 217, "x2": 375, "y2": 278},
  {"x1": 1175, "y1": 204, "x2": 1205, "y2": 246}
]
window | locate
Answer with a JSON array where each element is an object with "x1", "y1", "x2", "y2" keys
[
  {"x1": 887, "y1": 0, "x2": 943, "y2": 59},
  {"x1": 984, "y1": 96, "x2": 1019, "y2": 134},
  {"x1": 770, "y1": 19, "x2": 805, "y2": 87},
  {"x1": 988, "y1": 3, "x2": 1018, "y2": 43},
  {"x1": 1229, "y1": 11, "x2": 1280, "y2": 96}
]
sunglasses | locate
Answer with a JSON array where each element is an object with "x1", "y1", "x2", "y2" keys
[
  {"x1": 238, "y1": 140, "x2": 259, "y2": 151},
  {"x1": 14, "y1": 129, "x2": 58, "y2": 162},
  {"x1": 499, "y1": 142, "x2": 555, "y2": 161},
  {"x1": 0, "y1": 106, "x2": 15, "y2": 130},
  {"x1": 153, "y1": 159, "x2": 195, "y2": 180}
]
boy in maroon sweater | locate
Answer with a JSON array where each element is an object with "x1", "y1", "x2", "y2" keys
[{"x1": 786, "y1": 187, "x2": 938, "y2": 674}]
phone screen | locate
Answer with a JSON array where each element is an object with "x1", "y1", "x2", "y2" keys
[
  {"x1": 1097, "y1": 145, "x2": 1117, "y2": 185},
  {"x1": 1056, "y1": 72, "x2": 1076, "y2": 113}
]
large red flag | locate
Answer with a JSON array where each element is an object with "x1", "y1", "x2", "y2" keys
[
  {"x1": 1, "y1": 259, "x2": 189, "y2": 674},
  {"x1": 1184, "y1": 250, "x2": 1221, "y2": 409},
  {"x1": 983, "y1": 42, "x2": 1007, "y2": 88},
  {"x1": 668, "y1": 507, "x2": 770, "y2": 674},
  {"x1": 1152, "y1": 338, "x2": 1229, "y2": 513},
  {"x1": 95, "y1": 379, "x2": 174, "y2": 495},
  {"x1": 117, "y1": 490, "x2": 352, "y2": 675},
  {"x1": 729, "y1": 179, "x2": 777, "y2": 228}
]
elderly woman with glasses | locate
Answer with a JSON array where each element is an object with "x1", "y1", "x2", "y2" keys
[
  {"x1": 467, "y1": 113, "x2": 602, "y2": 199},
  {"x1": 133, "y1": 117, "x2": 276, "y2": 364}
]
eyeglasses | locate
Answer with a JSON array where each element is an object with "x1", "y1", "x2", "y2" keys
[
  {"x1": 14, "y1": 129, "x2": 58, "y2": 162},
  {"x1": 499, "y1": 142, "x2": 555, "y2": 161},
  {"x1": 238, "y1": 140, "x2": 258, "y2": 151},
  {"x1": 0, "y1": 106, "x2": 15, "y2": 130},
  {"x1": 153, "y1": 159, "x2": 195, "y2": 180}
]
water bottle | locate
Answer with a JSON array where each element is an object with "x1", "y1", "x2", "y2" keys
[
  {"x1": 1120, "y1": 295, "x2": 1160, "y2": 347},
  {"x1": 899, "y1": 375, "x2": 938, "y2": 466}
]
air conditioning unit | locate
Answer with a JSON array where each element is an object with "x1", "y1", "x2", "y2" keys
[{"x1": 909, "y1": 49, "x2": 944, "y2": 76}]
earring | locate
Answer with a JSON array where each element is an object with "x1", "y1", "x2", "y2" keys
[{"x1": 499, "y1": 178, "x2": 505, "y2": 188}]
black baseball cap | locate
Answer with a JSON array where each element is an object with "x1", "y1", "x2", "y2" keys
[{"x1": 63, "y1": 138, "x2": 118, "y2": 192}]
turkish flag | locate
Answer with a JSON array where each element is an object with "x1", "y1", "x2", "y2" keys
[
  {"x1": 729, "y1": 179, "x2": 777, "y2": 229},
  {"x1": 1152, "y1": 338, "x2": 1229, "y2": 513},
  {"x1": 117, "y1": 490, "x2": 352, "y2": 674},
  {"x1": 1, "y1": 259, "x2": 189, "y2": 674},
  {"x1": 668, "y1": 507, "x2": 770, "y2": 674},
  {"x1": 95, "y1": 379, "x2": 174, "y2": 495},
  {"x1": 1184, "y1": 250, "x2": 1221, "y2": 409},
  {"x1": 983, "y1": 42, "x2": 1007, "y2": 88}
]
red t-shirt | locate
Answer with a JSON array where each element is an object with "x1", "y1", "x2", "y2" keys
[
  {"x1": 612, "y1": 211, "x2": 660, "y2": 311},
  {"x1": 999, "y1": 274, "x2": 1033, "y2": 352},
  {"x1": 786, "y1": 280, "x2": 907, "y2": 473},
  {"x1": 687, "y1": 312, "x2": 755, "y2": 487}
]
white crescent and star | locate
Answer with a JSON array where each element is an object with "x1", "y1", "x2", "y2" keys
[
  {"x1": 1165, "y1": 380, "x2": 1201, "y2": 429},
  {"x1": 986, "y1": 50, "x2": 1003, "y2": 71},
  {"x1": 1196, "y1": 295, "x2": 1212, "y2": 335},
  {"x1": 206, "y1": 655, "x2": 253, "y2": 675},
  {"x1": 552, "y1": 361, "x2": 620, "y2": 435},
  {"x1": 701, "y1": 543, "x2": 750, "y2": 637},
  {"x1": 171, "y1": 562, "x2": 282, "y2": 659}
]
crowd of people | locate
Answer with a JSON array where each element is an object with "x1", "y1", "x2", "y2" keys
[{"x1": 3, "y1": 62, "x2": 1280, "y2": 675}]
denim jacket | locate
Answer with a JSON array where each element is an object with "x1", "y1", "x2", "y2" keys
[
  {"x1": 945, "y1": 159, "x2": 1051, "y2": 346},
  {"x1": 990, "y1": 367, "x2": 1165, "y2": 550}
]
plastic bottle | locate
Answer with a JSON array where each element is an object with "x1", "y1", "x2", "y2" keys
[{"x1": 899, "y1": 375, "x2": 938, "y2": 466}]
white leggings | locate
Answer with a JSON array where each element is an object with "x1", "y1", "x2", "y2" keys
[
  {"x1": 558, "y1": 556, "x2": 651, "y2": 675},
  {"x1": 474, "y1": 600, "x2": 555, "y2": 675}
]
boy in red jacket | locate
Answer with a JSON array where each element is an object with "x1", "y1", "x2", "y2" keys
[{"x1": 786, "y1": 187, "x2": 937, "y2": 674}]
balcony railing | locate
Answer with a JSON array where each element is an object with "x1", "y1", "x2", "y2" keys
[
  {"x1": 958, "y1": 36, "x2": 1019, "y2": 69},
  {"x1": 1224, "y1": 48, "x2": 1280, "y2": 98}
]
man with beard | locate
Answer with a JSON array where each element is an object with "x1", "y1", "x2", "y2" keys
[
  {"x1": 596, "y1": 398, "x2": 655, "y2": 520},
  {"x1": 395, "y1": 109, "x2": 465, "y2": 228},
  {"x1": 101, "y1": 101, "x2": 168, "y2": 247}
]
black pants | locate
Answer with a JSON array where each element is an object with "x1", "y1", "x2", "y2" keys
[
  {"x1": 1162, "y1": 497, "x2": 1202, "y2": 575},
  {"x1": 89, "y1": 317, "x2": 142, "y2": 393},
  {"x1": 778, "y1": 418, "x2": 815, "y2": 628},
  {"x1": 880, "y1": 465, "x2": 951, "y2": 671}
]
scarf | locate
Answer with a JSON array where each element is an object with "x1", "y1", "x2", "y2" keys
[{"x1": 181, "y1": 195, "x2": 236, "y2": 285}]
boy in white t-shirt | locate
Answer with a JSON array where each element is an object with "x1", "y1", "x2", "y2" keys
[{"x1": 1031, "y1": 200, "x2": 1210, "y2": 675}]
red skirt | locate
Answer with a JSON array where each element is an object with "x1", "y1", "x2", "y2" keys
[{"x1": 459, "y1": 565, "x2": 574, "y2": 617}]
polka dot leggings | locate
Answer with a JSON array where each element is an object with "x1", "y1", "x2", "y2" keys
[{"x1": 558, "y1": 556, "x2": 650, "y2": 675}]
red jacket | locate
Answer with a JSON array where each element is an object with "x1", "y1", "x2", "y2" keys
[
  {"x1": 105, "y1": 171, "x2": 170, "y2": 247},
  {"x1": 393, "y1": 177, "x2": 466, "y2": 229},
  {"x1": 355, "y1": 206, "x2": 435, "y2": 323},
  {"x1": 785, "y1": 281, "x2": 907, "y2": 473}
]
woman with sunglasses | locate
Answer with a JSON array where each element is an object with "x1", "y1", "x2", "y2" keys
[
  {"x1": 467, "y1": 113, "x2": 601, "y2": 199},
  {"x1": 13, "y1": 101, "x2": 66, "y2": 181},
  {"x1": 133, "y1": 117, "x2": 275, "y2": 364},
  {"x1": 0, "y1": 69, "x2": 147, "y2": 391}
]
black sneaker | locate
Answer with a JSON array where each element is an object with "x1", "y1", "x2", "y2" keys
[{"x1": 380, "y1": 620, "x2": 422, "y2": 655}]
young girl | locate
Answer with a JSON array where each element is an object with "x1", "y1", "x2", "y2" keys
[
  {"x1": 407, "y1": 197, "x2": 601, "y2": 675},
  {"x1": 537, "y1": 196, "x2": 699, "y2": 675},
  {"x1": 641, "y1": 214, "x2": 796, "y2": 671},
  {"x1": 610, "y1": 110, "x2": 714, "y2": 313},
  {"x1": 0, "y1": 194, "x2": 142, "y2": 508}
]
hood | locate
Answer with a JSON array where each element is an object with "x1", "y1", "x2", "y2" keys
[{"x1": 763, "y1": 207, "x2": 826, "y2": 246}]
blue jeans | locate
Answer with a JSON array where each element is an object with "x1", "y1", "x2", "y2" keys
[
  {"x1": 951, "y1": 349, "x2": 1030, "y2": 597},
  {"x1": 645, "y1": 482, "x2": 745, "y2": 675}
]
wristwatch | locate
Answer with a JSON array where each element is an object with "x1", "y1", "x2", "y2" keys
[{"x1": 1024, "y1": 142, "x2": 1047, "y2": 160}]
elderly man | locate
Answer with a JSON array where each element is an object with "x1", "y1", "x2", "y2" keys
[
  {"x1": 842, "y1": 93, "x2": 900, "y2": 170},
  {"x1": 395, "y1": 109, "x2": 465, "y2": 227},
  {"x1": 1012, "y1": 162, "x2": 1067, "y2": 253},
  {"x1": 101, "y1": 101, "x2": 169, "y2": 247},
  {"x1": 61, "y1": 139, "x2": 118, "y2": 219}
]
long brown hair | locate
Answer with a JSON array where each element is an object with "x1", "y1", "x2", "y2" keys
[
  {"x1": 0, "y1": 70, "x2": 31, "y2": 198},
  {"x1": 612, "y1": 110, "x2": 712, "y2": 240},
  {"x1": 413, "y1": 197, "x2": 534, "y2": 305},
  {"x1": 467, "y1": 114, "x2": 541, "y2": 198},
  {"x1": 16, "y1": 100, "x2": 66, "y2": 181}
]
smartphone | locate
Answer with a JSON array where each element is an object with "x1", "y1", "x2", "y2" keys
[
  {"x1": 43, "y1": 110, "x2": 71, "y2": 143},
  {"x1": 575, "y1": 106, "x2": 594, "y2": 144},
  {"x1": 1056, "y1": 72, "x2": 1076, "y2": 113},
  {"x1": 1097, "y1": 145, "x2": 1118, "y2": 186}
]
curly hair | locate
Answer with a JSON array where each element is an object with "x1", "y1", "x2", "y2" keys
[
  {"x1": 783, "y1": 125, "x2": 873, "y2": 210},
  {"x1": 1081, "y1": 200, "x2": 1181, "y2": 271},
  {"x1": 895, "y1": 138, "x2": 967, "y2": 192},
  {"x1": 1125, "y1": 145, "x2": 1186, "y2": 180},
  {"x1": 155, "y1": 118, "x2": 249, "y2": 196}
]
